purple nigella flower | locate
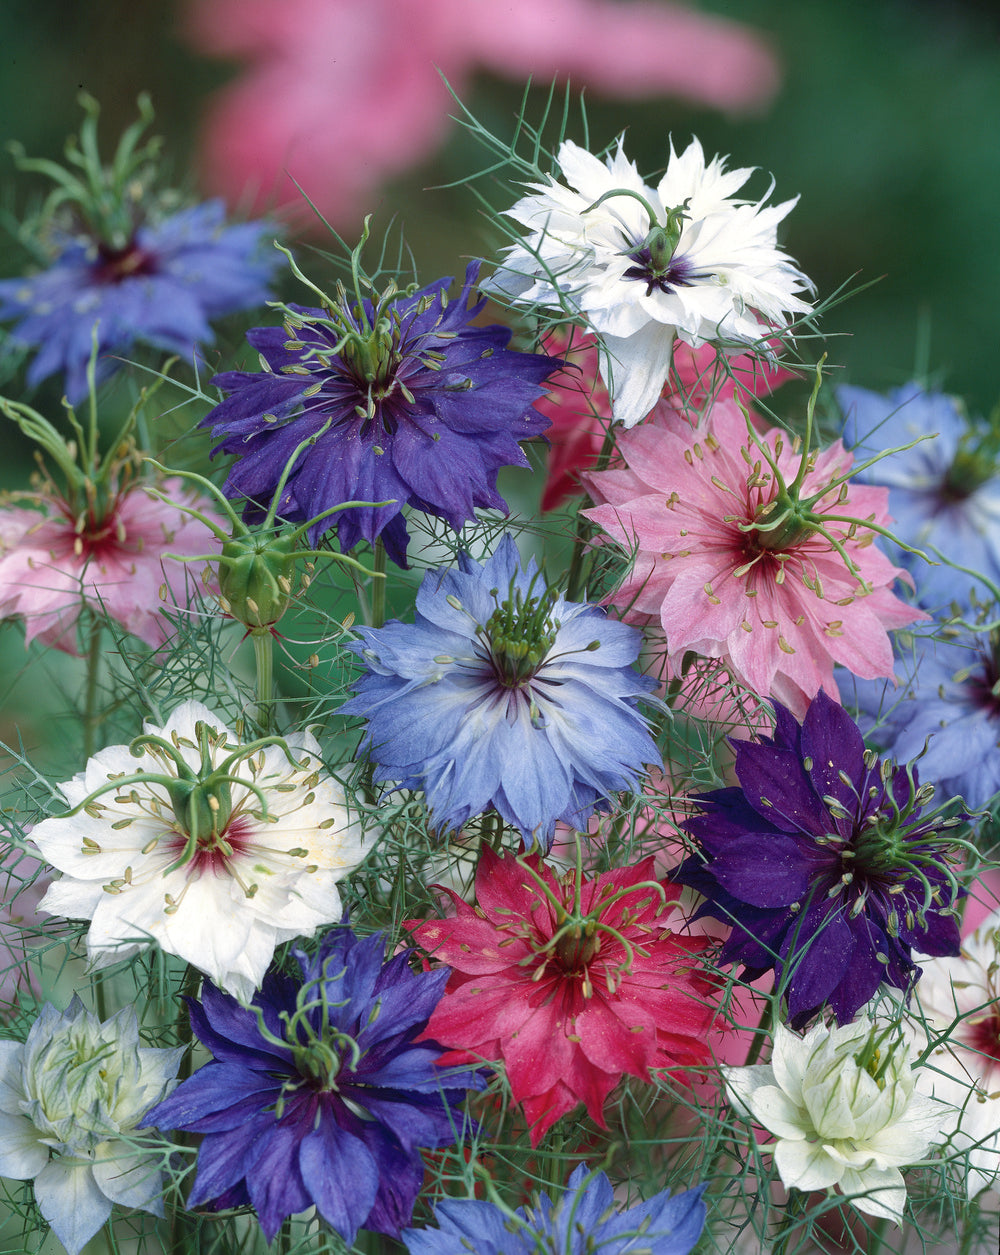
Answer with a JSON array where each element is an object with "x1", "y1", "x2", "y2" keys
[
  {"x1": 402, "y1": 1163, "x2": 707, "y2": 1255},
  {"x1": 846, "y1": 628, "x2": 1000, "y2": 810},
  {"x1": 139, "y1": 926, "x2": 481, "y2": 1245},
  {"x1": 838, "y1": 382, "x2": 1000, "y2": 609},
  {"x1": 674, "y1": 690, "x2": 964, "y2": 1028},
  {"x1": 200, "y1": 261, "x2": 558, "y2": 567},
  {"x1": 0, "y1": 201, "x2": 277, "y2": 403},
  {"x1": 339, "y1": 535, "x2": 658, "y2": 848}
]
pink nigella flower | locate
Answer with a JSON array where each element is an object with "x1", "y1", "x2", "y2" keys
[
  {"x1": 583, "y1": 395, "x2": 926, "y2": 715},
  {"x1": 538, "y1": 331, "x2": 792, "y2": 512},
  {"x1": 183, "y1": 0, "x2": 780, "y2": 227},
  {"x1": 408, "y1": 846, "x2": 719, "y2": 1146},
  {"x1": 0, "y1": 474, "x2": 222, "y2": 654}
]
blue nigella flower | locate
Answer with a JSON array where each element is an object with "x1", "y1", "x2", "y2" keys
[
  {"x1": 200, "y1": 256, "x2": 559, "y2": 568},
  {"x1": 838, "y1": 382, "x2": 1000, "y2": 609},
  {"x1": 674, "y1": 690, "x2": 965, "y2": 1028},
  {"x1": 0, "y1": 202, "x2": 276, "y2": 404},
  {"x1": 845, "y1": 627, "x2": 1000, "y2": 810},
  {"x1": 339, "y1": 535, "x2": 658, "y2": 849},
  {"x1": 401, "y1": 1163, "x2": 707, "y2": 1255},
  {"x1": 139, "y1": 926, "x2": 482, "y2": 1245}
]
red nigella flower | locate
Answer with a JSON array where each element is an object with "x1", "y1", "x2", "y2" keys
[{"x1": 408, "y1": 846, "x2": 720, "y2": 1145}]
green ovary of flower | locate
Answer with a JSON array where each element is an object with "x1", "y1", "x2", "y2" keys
[
  {"x1": 24, "y1": 1026, "x2": 133, "y2": 1151},
  {"x1": 218, "y1": 532, "x2": 298, "y2": 630},
  {"x1": 483, "y1": 586, "x2": 560, "y2": 688}
]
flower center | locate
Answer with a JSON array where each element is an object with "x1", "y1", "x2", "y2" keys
[
  {"x1": 940, "y1": 436, "x2": 998, "y2": 504},
  {"x1": 94, "y1": 240, "x2": 157, "y2": 284},
  {"x1": 962, "y1": 634, "x2": 1000, "y2": 718},
  {"x1": 963, "y1": 1005, "x2": 1000, "y2": 1068},
  {"x1": 482, "y1": 583, "x2": 559, "y2": 689}
]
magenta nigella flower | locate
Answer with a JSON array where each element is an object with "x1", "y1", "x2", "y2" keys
[
  {"x1": 675, "y1": 690, "x2": 966, "y2": 1028},
  {"x1": 201, "y1": 238, "x2": 559, "y2": 568},
  {"x1": 0, "y1": 96, "x2": 276, "y2": 403},
  {"x1": 140, "y1": 926, "x2": 481, "y2": 1245}
]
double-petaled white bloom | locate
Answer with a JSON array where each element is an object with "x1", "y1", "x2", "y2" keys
[
  {"x1": 33, "y1": 700, "x2": 370, "y2": 1002},
  {"x1": 487, "y1": 137, "x2": 814, "y2": 428},
  {"x1": 912, "y1": 908, "x2": 1000, "y2": 1198},
  {"x1": 0, "y1": 998, "x2": 182, "y2": 1255},
  {"x1": 723, "y1": 1018, "x2": 948, "y2": 1224}
]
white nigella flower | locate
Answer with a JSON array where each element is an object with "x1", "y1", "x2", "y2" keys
[
  {"x1": 912, "y1": 908, "x2": 1000, "y2": 1198},
  {"x1": 0, "y1": 998, "x2": 182, "y2": 1255},
  {"x1": 32, "y1": 700, "x2": 370, "y2": 1002},
  {"x1": 723, "y1": 1018, "x2": 948, "y2": 1224},
  {"x1": 487, "y1": 137, "x2": 814, "y2": 428}
]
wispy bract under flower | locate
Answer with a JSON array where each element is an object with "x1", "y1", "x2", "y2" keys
[
  {"x1": 33, "y1": 700, "x2": 369, "y2": 1001},
  {"x1": 202, "y1": 260, "x2": 558, "y2": 567},
  {"x1": 410, "y1": 846, "x2": 719, "y2": 1144},
  {"x1": 402, "y1": 1162, "x2": 707, "y2": 1255},
  {"x1": 341, "y1": 535, "x2": 658, "y2": 847},
  {"x1": 675, "y1": 691, "x2": 964, "y2": 1027},
  {"x1": 141, "y1": 927, "x2": 481, "y2": 1244},
  {"x1": 488, "y1": 137, "x2": 813, "y2": 426}
]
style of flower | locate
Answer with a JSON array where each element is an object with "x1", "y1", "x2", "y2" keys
[
  {"x1": 409, "y1": 846, "x2": 719, "y2": 1145},
  {"x1": 340, "y1": 534, "x2": 658, "y2": 848},
  {"x1": 488, "y1": 136, "x2": 813, "y2": 427},
  {"x1": 202, "y1": 254, "x2": 558, "y2": 568},
  {"x1": 0, "y1": 998, "x2": 182, "y2": 1255},
  {"x1": 839, "y1": 382, "x2": 1000, "y2": 608},
  {"x1": 674, "y1": 690, "x2": 965, "y2": 1028},
  {"x1": 911, "y1": 907, "x2": 1000, "y2": 1197},
  {"x1": 847, "y1": 627, "x2": 1000, "y2": 810},
  {"x1": 185, "y1": 0, "x2": 781, "y2": 227},
  {"x1": 584, "y1": 393, "x2": 924, "y2": 716},
  {"x1": 0, "y1": 471, "x2": 223, "y2": 655},
  {"x1": 723, "y1": 1018, "x2": 948, "y2": 1224},
  {"x1": 537, "y1": 331, "x2": 792, "y2": 511},
  {"x1": 401, "y1": 1161, "x2": 707, "y2": 1255},
  {"x1": 32, "y1": 699, "x2": 369, "y2": 1002},
  {"x1": 140, "y1": 926, "x2": 481, "y2": 1244}
]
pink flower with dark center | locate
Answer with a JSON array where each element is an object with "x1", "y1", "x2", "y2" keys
[
  {"x1": 583, "y1": 397, "x2": 926, "y2": 715},
  {"x1": 183, "y1": 0, "x2": 781, "y2": 226},
  {"x1": 537, "y1": 331, "x2": 792, "y2": 511},
  {"x1": 0, "y1": 476, "x2": 223, "y2": 654},
  {"x1": 408, "y1": 846, "x2": 720, "y2": 1145}
]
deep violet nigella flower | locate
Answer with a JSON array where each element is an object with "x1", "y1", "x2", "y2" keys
[
  {"x1": 139, "y1": 925, "x2": 482, "y2": 1245},
  {"x1": 401, "y1": 1162, "x2": 708, "y2": 1255},
  {"x1": 0, "y1": 96, "x2": 276, "y2": 403},
  {"x1": 201, "y1": 230, "x2": 560, "y2": 568},
  {"x1": 674, "y1": 690, "x2": 966, "y2": 1028},
  {"x1": 340, "y1": 534, "x2": 658, "y2": 848}
]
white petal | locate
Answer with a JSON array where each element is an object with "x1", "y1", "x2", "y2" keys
[
  {"x1": 0, "y1": 1112, "x2": 49, "y2": 1179},
  {"x1": 92, "y1": 1144, "x2": 164, "y2": 1213},
  {"x1": 599, "y1": 324, "x2": 676, "y2": 428},
  {"x1": 0, "y1": 1041, "x2": 26, "y2": 1113},
  {"x1": 33, "y1": 1159, "x2": 113, "y2": 1255},
  {"x1": 836, "y1": 1165, "x2": 907, "y2": 1225},
  {"x1": 773, "y1": 1138, "x2": 843, "y2": 1192}
]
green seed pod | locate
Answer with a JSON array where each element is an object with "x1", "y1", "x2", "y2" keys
[{"x1": 218, "y1": 532, "x2": 298, "y2": 631}]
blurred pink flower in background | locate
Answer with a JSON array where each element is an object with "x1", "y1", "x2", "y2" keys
[{"x1": 184, "y1": 0, "x2": 781, "y2": 226}]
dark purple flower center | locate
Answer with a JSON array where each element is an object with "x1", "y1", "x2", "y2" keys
[
  {"x1": 964, "y1": 1005, "x2": 1000, "y2": 1069},
  {"x1": 623, "y1": 244, "x2": 695, "y2": 298},
  {"x1": 93, "y1": 240, "x2": 157, "y2": 284},
  {"x1": 964, "y1": 639, "x2": 1000, "y2": 718}
]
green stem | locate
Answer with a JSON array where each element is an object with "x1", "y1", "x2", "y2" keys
[
  {"x1": 869, "y1": 1214, "x2": 889, "y2": 1255},
  {"x1": 773, "y1": 1188, "x2": 809, "y2": 1255},
  {"x1": 566, "y1": 424, "x2": 617, "y2": 602},
  {"x1": 743, "y1": 999, "x2": 773, "y2": 1067},
  {"x1": 251, "y1": 630, "x2": 275, "y2": 733},
  {"x1": 82, "y1": 614, "x2": 104, "y2": 761},
  {"x1": 371, "y1": 538, "x2": 387, "y2": 629}
]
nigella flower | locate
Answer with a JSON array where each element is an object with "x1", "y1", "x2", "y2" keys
[
  {"x1": 584, "y1": 389, "x2": 924, "y2": 716},
  {"x1": 409, "y1": 846, "x2": 719, "y2": 1145},
  {"x1": 140, "y1": 926, "x2": 482, "y2": 1244},
  {"x1": 838, "y1": 382, "x2": 1000, "y2": 607},
  {"x1": 847, "y1": 627, "x2": 1000, "y2": 810},
  {"x1": 201, "y1": 235, "x2": 560, "y2": 568},
  {"x1": 32, "y1": 700, "x2": 369, "y2": 1002},
  {"x1": 402, "y1": 1163, "x2": 707, "y2": 1255},
  {"x1": 487, "y1": 136, "x2": 814, "y2": 427},
  {"x1": 340, "y1": 534, "x2": 658, "y2": 848},
  {"x1": 0, "y1": 97, "x2": 276, "y2": 403},
  {"x1": 674, "y1": 690, "x2": 965, "y2": 1028},
  {"x1": 0, "y1": 998, "x2": 182, "y2": 1255}
]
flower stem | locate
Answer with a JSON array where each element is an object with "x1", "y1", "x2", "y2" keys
[
  {"x1": 566, "y1": 424, "x2": 617, "y2": 602},
  {"x1": 252, "y1": 629, "x2": 275, "y2": 733},
  {"x1": 773, "y1": 1188, "x2": 808, "y2": 1254},
  {"x1": 371, "y1": 539, "x2": 387, "y2": 628},
  {"x1": 869, "y1": 1214, "x2": 889, "y2": 1255},
  {"x1": 82, "y1": 614, "x2": 104, "y2": 761},
  {"x1": 743, "y1": 998, "x2": 773, "y2": 1067}
]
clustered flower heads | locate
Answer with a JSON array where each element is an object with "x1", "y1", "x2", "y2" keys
[
  {"x1": 675, "y1": 690, "x2": 965, "y2": 1027},
  {"x1": 724, "y1": 1018, "x2": 948, "y2": 1223},
  {"x1": 488, "y1": 136, "x2": 814, "y2": 427},
  {"x1": 202, "y1": 250, "x2": 559, "y2": 568},
  {"x1": 33, "y1": 700, "x2": 370, "y2": 1001},
  {"x1": 410, "y1": 846, "x2": 719, "y2": 1143},
  {"x1": 341, "y1": 534, "x2": 658, "y2": 848},
  {"x1": 402, "y1": 1162, "x2": 708, "y2": 1255},
  {"x1": 0, "y1": 998, "x2": 182, "y2": 1255},
  {"x1": 142, "y1": 926, "x2": 482, "y2": 1244}
]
